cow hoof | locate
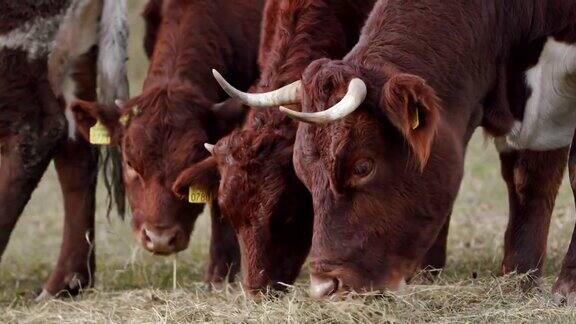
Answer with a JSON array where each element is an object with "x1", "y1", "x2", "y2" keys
[
  {"x1": 553, "y1": 274, "x2": 576, "y2": 306},
  {"x1": 202, "y1": 263, "x2": 238, "y2": 289},
  {"x1": 408, "y1": 269, "x2": 441, "y2": 285},
  {"x1": 33, "y1": 289, "x2": 54, "y2": 303},
  {"x1": 203, "y1": 281, "x2": 225, "y2": 292},
  {"x1": 40, "y1": 272, "x2": 91, "y2": 299},
  {"x1": 520, "y1": 276, "x2": 540, "y2": 292}
]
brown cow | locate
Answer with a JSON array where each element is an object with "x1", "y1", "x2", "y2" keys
[
  {"x1": 233, "y1": 0, "x2": 576, "y2": 299},
  {"x1": 0, "y1": 0, "x2": 128, "y2": 299},
  {"x1": 173, "y1": 0, "x2": 377, "y2": 293},
  {"x1": 72, "y1": 0, "x2": 264, "y2": 286}
]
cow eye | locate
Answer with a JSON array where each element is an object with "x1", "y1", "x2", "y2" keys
[{"x1": 352, "y1": 159, "x2": 374, "y2": 178}]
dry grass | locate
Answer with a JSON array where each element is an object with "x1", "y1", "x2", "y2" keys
[
  {"x1": 2, "y1": 0, "x2": 576, "y2": 322},
  {"x1": 2, "y1": 276, "x2": 576, "y2": 323}
]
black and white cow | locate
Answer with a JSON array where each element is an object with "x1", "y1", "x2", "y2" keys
[{"x1": 0, "y1": 0, "x2": 128, "y2": 299}]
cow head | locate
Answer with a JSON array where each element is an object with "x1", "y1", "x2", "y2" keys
[
  {"x1": 72, "y1": 84, "x2": 244, "y2": 255},
  {"x1": 208, "y1": 128, "x2": 312, "y2": 292},
  {"x1": 270, "y1": 59, "x2": 464, "y2": 298},
  {"x1": 173, "y1": 73, "x2": 314, "y2": 292}
]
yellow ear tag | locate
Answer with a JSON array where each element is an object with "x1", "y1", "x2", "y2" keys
[
  {"x1": 89, "y1": 121, "x2": 111, "y2": 145},
  {"x1": 188, "y1": 186, "x2": 211, "y2": 204},
  {"x1": 119, "y1": 114, "x2": 130, "y2": 126},
  {"x1": 411, "y1": 109, "x2": 420, "y2": 130}
]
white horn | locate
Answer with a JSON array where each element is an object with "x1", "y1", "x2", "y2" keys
[
  {"x1": 279, "y1": 78, "x2": 367, "y2": 124},
  {"x1": 212, "y1": 69, "x2": 301, "y2": 107},
  {"x1": 114, "y1": 99, "x2": 125, "y2": 109},
  {"x1": 204, "y1": 143, "x2": 215, "y2": 155}
]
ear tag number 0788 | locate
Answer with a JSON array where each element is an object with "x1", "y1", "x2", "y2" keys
[{"x1": 188, "y1": 186, "x2": 211, "y2": 204}]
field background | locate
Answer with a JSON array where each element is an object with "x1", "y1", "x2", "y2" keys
[{"x1": 2, "y1": 1, "x2": 576, "y2": 322}]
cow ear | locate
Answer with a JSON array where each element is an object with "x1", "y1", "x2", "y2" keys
[
  {"x1": 172, "y1": 156, "x2": 220, "y2": 201},
  {"x1": 70, "y1": 100, "x2": 123, "y2": 145},
  {"x1": 382, "y1": 73, "x2": 440, "y2": 170}
]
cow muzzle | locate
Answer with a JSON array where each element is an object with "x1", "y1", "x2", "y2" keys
[
  {"x1": 309, "y1": 268, "x2": 407, "y2": 299},
  {"x1": 309, "y1": 273, "x2": 341, "y2": 299},
  {"x1": 140, "y1": 224, "x2": 186, "y2": 255}
]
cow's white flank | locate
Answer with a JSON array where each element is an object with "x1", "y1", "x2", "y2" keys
[{"x1": 497, "y1": 38, "x2": 576, "y2": 152}]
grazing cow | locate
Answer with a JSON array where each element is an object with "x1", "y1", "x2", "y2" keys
[
  {"x1": 72, "y1": 0, "x2": 264, "y2": 285},
  {"x1": 0, "y1": 0, "x2": 128, "y2": 299},
  {"x1": 173, "y1": 0, "x2": 377, "y2": 293},
  {"x1": 249, "y1": 0, "x2": 576, "y2": 299}
]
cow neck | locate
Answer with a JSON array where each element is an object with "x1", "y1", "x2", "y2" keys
[
  {"x1": 144, "y1": 59, "x2": 220, "y2": 107},
  {"x1": 127, "y1": 79, "x2": 211, "y2": 126},
  {"x1": 245, "y1": 0, "x2": 368, "y2": 139},
  {"x1": 346, "y1": 1, "x2": 576, "y2": 108},
  {"x1": 260, "y1": 2, "x2": 347, "y2": 88},
  {"x1": 145, "y1": 1, "x2": 233, "y2": 105}
]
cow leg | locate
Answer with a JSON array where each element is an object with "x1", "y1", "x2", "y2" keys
[
  {"x1": 407, "y1": 215, "x2": 451, "y2": 284},
  {"x1": 499, "y1": 148, "x2": 567, "y2": 283},
  {"x1": 553, "y1": 136, "x2": 576, "y2": 304},
  {"x1": 37, "y1": 48, "x2": 99, "y2": 299},
  {"x1": 39, "y1": 139, "x2": 98, "y2": 299},
  {"x1": 204, "y1": 202, "x2": 240, "y2": 288},
  {"x1": 421, "y1": 215, "x2": 451, "y2": 273},
  {"x1": 0, "y1": 80, "x2": 66, "y2": 262},
  {"x1": 0, "y1": 137, "x2": 59, "y2": 261}
]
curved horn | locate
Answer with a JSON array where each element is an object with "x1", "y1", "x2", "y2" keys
[
  {"x1": 204, "y1": 143, "x2": 215, "y2": 155},
  {"x1": 279, "y1": 78, "x2": 367, "y2": 124},
  {"x1": 212, "y1": 69, "x2": 301, "y2": 107}
]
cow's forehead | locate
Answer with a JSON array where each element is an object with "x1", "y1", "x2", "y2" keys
[
  {"x1": 124, "y1": 118, "x2": 208, "y2": 171},
  {"x1": 305, "y1": 113, "x2": 381, "y2": 159}
]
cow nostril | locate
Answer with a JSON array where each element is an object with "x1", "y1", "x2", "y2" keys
[
  {"x1": 168, "y1": 233, "x2": 178, "y2": 248},
  {"x1": 310, "y1": 274, "x2": 339, "y2": 299},
  {"x1": 142, "y1": 229, "x2": 151, "y2": 243}
]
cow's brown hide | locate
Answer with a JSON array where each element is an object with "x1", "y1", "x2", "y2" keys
[
  {"x1": 72, "y1": 0, "x2": 265, "y2": 286},
  {"x1": 273, "y1": 0, "x2": 576, "y2": 298}
]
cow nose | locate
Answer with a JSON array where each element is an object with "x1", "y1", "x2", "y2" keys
[
  {"x1": 141, "y1": 225, "x2": 182, "y2": 255},
  {"x1": 309, "y1": 274, "x2": 339, "y2": 299}
]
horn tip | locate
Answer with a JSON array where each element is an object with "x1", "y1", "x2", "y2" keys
[
  {"x1": 212, "y1": 69, "x2": 228, "y2": 87},
  {"x1": 204, "y1": 143, "x2": 215, "y2": 154}
]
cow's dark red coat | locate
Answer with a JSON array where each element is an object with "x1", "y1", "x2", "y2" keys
[
  {"x1": 73, "y1": 0, "x2": 264, "y2": 285},
  {"x1": 275, "y1": 0, "x2": 576, "y2": 298},
  {"x1": 173, "y1": 0, "x2": 377, "y2": 292}
]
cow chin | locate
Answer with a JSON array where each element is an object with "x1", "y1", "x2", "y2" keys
[
  {"x1": 231, "y1": 205, "x2": 313, "y2": 294},
  {"x1": 239, "y1": 234, "x2": 311, "y2": 294}
]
